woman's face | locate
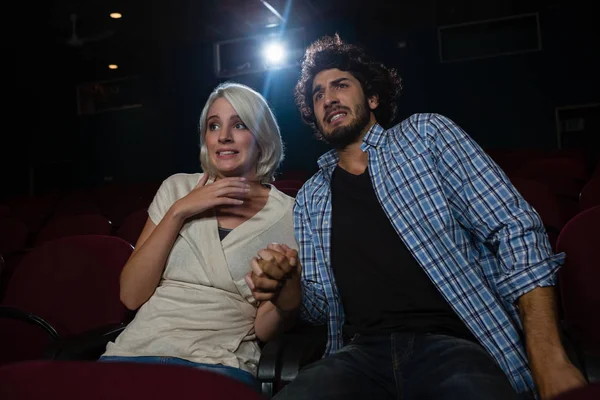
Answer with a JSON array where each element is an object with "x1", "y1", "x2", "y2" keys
[{"x1": 205, "y1": 97, "x2": 260, "y2": 180}]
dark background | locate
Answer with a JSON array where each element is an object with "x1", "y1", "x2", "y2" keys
[{"x1": 2, "y1": 0, "x2": 598, "y2": 198}]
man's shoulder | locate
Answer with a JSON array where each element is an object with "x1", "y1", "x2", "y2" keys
[
  {"x1": 390, "y1": 113, "x2": 452, "y2": 133},
  {"x1": 295, "y1": 171, "x2": 330, "y2": 209},
  {"x1": 386, "y1": 113, "x2": 463, "y2": 150}
]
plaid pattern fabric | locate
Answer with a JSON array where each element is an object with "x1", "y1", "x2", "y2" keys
[{"x1": 294, "y1": 113, "x2": 564, "y2": 397}]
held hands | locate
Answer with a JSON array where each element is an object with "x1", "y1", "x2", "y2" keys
[
  {"x1": 173, "y1": 174, "x2": 250, "y2": 220},
  {"x1": 245, "y1": 243, "x2": 302, "y2": 312}
]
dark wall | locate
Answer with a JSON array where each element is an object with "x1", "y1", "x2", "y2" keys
[
  {"x1": 2, "y1": 3, "x2": 598, "y2": 198},
  {"x1": 358, "y1": 4, "x2": 599, "y2": 149}
]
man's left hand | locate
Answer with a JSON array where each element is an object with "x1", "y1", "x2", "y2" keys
[{"x1": 533, "y1": 359, "x2": 586, "y2": 399}]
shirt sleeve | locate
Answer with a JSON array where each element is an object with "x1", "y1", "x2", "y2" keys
[
  {"x1": 294, "y1": 189, "x2": 329, "y2": 325},
  {"x1": 147, "y1": 175, "x2": 177, "y2": 225},
  {"x1": 427, "y1": 114, "x2": 565, "y2": 304}
]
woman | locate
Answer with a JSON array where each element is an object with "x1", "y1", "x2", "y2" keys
[{"x1": 100, "y1": 82, "x2": 298, "y2": 389}]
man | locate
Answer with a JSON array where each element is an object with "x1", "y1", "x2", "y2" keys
[{"x1": 248, "y1": 35, "x2": 586, "y2": 399}]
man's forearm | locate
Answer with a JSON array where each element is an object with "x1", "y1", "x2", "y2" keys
[
  {"x1": 519, "y1": 286, "x2": 568, "y2": 367},
  {"x1": 518, "y1": 286, "x2": 588, "y2": 398}
]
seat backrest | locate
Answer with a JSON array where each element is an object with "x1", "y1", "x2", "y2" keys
[
  {"x1": 35, "y1": 214, "x2": 112, "y2": 246},
  {"x1": 580, "y1": 163, "x2": 600, "y2": 212},
  {"x1": 8, "y1": 194, "x2": 59, "y2": 234},
  {"x1": 0, "y1": 216, "x2": 28, "y2": 256},
  {"x1": 0, "y1": 360, "x2": 264, "y2": 400},
  {"x1": 0, "y1": 235, "x2": 133, "y2": 364},
  {"x1": 94, "y1": 182, "x2": 158, "y2": 227},
  {"x1": 277, "y1": 170, "x2": 310, "y2": 182},
  {"x1": 512, "y1": 158, "x2": 589, "y2": 209},
  {"x1": 53, "y1": 190, "x2": 101, "y2": 216},
  {"x1": 515, "y1": 156, "x2": 590, "y2": 182},
  {"x1": 3, "y1": 235, "x2": 132, "y2": 333},
  {"x1": 115, "y1": 209, "x2": 149, "y2": 246},
  {"x1": 0, "y1": 253, "x2": 4, "y2": 283},
  {"x1": 556, "y1": 205, "x2": 600, "y2": 347},
  {"x1": 272, "y1": 180, "x2": 304, "y2": 190},
  {"x1": 553, "y1": 382, "x2": 600, "y2": 400},
  {"x1": 509, "y1": 178, "x2": 563, "y2": 249}
]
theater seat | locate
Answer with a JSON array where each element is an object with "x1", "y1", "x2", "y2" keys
[
  {"x1": 35, "y1": 214, "x2": 112, "y2": 246},
  {"x1": 115, "y1": 209, "x2": 148, "y2": 246},
  {"x1": 557, "y1": 206, "x2": 600, "y2": 382},
  {"x1": 0, "y1": 235, "x2": 133, "y2": 365},
  {"x1": 0, "y1": 216, "x2": 28, "y2": 256},
  {"x1": 580, "y1": 164, "x2": 600, "y2": 211},
  {"x1": 553, "y1": 382, "x2": 600, "y2": 400},
  {"x1": 0, "y1": 360, "x2": 265, "y2": 400},
  {"x1": 509, "y1": 178, "x2": 562, "y2": 250}
]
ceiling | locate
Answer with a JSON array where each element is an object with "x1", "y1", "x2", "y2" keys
[
  {"x1": 12, "y1": 0, "x2": 363, "y2": 81},
  {"x1": 5, "y1": 0, "x2": 563, "y2": 83}
]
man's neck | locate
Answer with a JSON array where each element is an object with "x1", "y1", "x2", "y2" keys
[{"x1": 337, "y1": 119, "x2": 376, "y2": 175}]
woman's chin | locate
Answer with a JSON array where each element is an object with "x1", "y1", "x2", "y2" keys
[{"x1": 215, "y1": 166, "x2": 254, "y2": 179}]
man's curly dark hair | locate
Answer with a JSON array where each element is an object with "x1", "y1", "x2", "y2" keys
[{"x1": 295, "y1": 34, "x2": 403, "y2": 132}]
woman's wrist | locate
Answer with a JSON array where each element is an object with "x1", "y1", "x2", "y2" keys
[{"x1": 167, "y1": 201, "x2": 189, "y2": 224}]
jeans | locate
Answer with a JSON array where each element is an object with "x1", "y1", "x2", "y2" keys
[
  {"x1": 98, "y1": 355, "x2": 259, "y2": 391},
  {"x1": 274, "y1": 332, "x2": 526, "y2": 400}
]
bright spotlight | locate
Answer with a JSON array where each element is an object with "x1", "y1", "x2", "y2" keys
[
  {"x1": 263, "y1": 42, "x2": 285, "y2": 65},
  {"x1": 108, "y1": 64, "x2": 118, "y2": 70},
  {"x1": 110, "y1": 13, "x2": 122, "y2": 19}
]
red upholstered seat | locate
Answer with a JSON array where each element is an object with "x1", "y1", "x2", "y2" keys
[{"x1": 0, "y1": 360, "x2": 265, "y2": 400}]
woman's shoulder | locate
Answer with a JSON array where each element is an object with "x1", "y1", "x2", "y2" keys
[
  {"x1": 158, "y1": 173, "x2": 204, "y2": 195},
  {"x1": 268, "y1": 185, "x2": 296, "y2": 210}
]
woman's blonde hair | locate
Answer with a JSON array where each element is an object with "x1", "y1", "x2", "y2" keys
[{"x1": 198, "y1": 82, "x2": 284, "y2": 183}]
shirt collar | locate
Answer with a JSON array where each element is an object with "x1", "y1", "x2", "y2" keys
[{"x1": 316, "y1": 123, "x2": 386, "y2": 180}]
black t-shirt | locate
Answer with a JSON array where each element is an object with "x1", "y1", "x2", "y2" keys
[{"x1": 330, "y1": 166, "x2": 474, "y2": 340}]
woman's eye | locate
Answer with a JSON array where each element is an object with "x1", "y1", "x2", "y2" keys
[
  {"x1": 208, "y1": 123, "x2": 219, "y2": 131},
  {"x1": 234, "y1": 122, "x2": 248, "y2": 129}
]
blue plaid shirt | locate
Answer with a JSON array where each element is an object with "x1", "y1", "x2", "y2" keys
[{"x1": 294, "y1": 113, "x2": 564, "y2": 397}]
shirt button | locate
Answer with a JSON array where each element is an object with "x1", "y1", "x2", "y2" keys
[{"x1": 325, "y1": 258, "x2": 329, "y2": 263}]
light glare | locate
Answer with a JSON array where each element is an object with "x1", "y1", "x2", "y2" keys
[{"x1": 264, "y1": 42, "x2": 285, "y2": 64}]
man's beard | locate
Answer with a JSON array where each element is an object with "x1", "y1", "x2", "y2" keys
[{"x1": 315, "y1": 101, "x2": 371, "y2": 149}]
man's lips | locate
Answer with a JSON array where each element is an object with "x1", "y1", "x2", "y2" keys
[{"x1": 325, "y1": 109, "x2": 349, "y2": 124}]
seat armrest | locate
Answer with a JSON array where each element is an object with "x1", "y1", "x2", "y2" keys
[
  {"x1": 561, "y1": 322, "x2": 600, "y2": 383},
  {"x1": 278, "y1": 325, "x2": 327, "y2": 382},
  {"x1": 0, "y1": 306, "x2": 60, "y2": 340},
  {"x1": 257, "y1": 324, "x2": 327, "y2": 398},
  {"x1": 581, "y1": 351, "x2": 600, "y2": 383},
  {"x1": 45, "y1": 322, "x2": 128, "y2": 361},
  {"x1": 257, "y1": 336, "x2": 284, "y2": 398}
]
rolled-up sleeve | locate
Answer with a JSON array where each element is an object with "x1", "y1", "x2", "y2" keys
[{"x1": 428, "y1": 114, "x2": 565, "y2": 304}]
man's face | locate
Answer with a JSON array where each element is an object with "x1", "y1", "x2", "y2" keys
[{"x1": 311, "y1": 68, "x2": 378, "y2": 149}]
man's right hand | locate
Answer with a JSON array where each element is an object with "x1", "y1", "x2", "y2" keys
[
  {"x1": 172, "y1": 174, "x2": 250, "y2": 220},
  {"x1": 246, "y1": 243, "x2": 302, "y2": 312}
]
